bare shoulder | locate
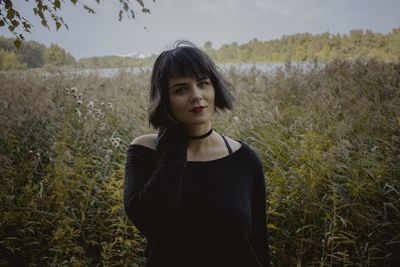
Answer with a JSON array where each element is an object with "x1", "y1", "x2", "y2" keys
[
  {"x1": 130, "y1": 134, "x2": 158, "y2": 150},
  {"x1": 222, "y1": 135, "x2": 242, "y2": 153}
]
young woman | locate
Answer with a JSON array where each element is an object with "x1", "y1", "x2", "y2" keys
[{"x1": 124, "y1": 41, "x2": 269, "y2": 267}]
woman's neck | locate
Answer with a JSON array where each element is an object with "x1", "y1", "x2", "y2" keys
[
  {"x1": 187, "y1": 131, "x2": 219, "y2": 155},
  {"x1": 185, "y1": 122, "x2": 216, "y2": 151},
  {"x1": 185, "y1": 122, "x2": 212, "y2": 137}
]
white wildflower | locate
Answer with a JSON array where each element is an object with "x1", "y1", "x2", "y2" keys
[
  {"x1": 65, "y1": 88, "x2": 70, "y2": 95},
  {"x1": 233, "y1": 116, "x2": 240, "y2": 122},
  {"x1": 87, "y1": 100, "x2": 94, "y2": 109},
  {"x1": 71, "y1": 87, "x2": 78, "y2": 94},
  {"x1": 60, "y1": 107, "x2": 65, "y2": 112},
  {"x1": 112, "y1": 140, "x2": 119, "y2": 147},
  {"x1": 75, "y1": 108, "x2": 82, "y2": 117},
  {"x1": 107, "y1": 102, "x2": 115, "y2": 111},
  {"x1": 77, "y1": 100, "x2": 83, "y2": 105},
  {"x1": 92, "y1": 109, "x2": 103, "y2": 121},
  {"x1": 73, "y1": 92, "x2": 82, "y2": 100},
  {"x1": 110, "y1": 137, "x2": 120, "y2": 148},
  {"x1": 49, "y1": 156, "x2": 56, "y2": 164}
]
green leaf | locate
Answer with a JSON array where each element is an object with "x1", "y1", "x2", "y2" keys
[
  {"x1": 24, "y1": 240, "x2": 42, "y2": 246},
  {"x1": 41, "y1": 19, "x2": 48, "y2": 28},
  {"x1": 267, "y1": 223, "x2": 279, "y2": 230},
  {"x1": 0, "y1": 20, "x2": 5, "y2": 27},
  {"x1": 7, "y1": 8, "x2": 15, "y2": 20},
  {"x1": 142, "y1": 8, "x2": 150, "y2": 14},
  {"x1": 14, "y1": 38, "x2": 22, "y2": 49},
  {"x1": 136, "y1": 0, "x2": 145, "y2": 8},
  {"x1": 14, "y1": 9, "x2": 21, "y2": 19},
  {"x1": 22, "y1": 21, "x2": 31, "y2": 31},
  {"x1": 54, "y1": 0, "x2": 61, "y2": 9},
  {"x1": 130, "y1": 10, "x2": 135, "y2": 19},
  {"x1": 11, "y1": 19, "x2": 19, "y2": 27},
  {"x1": 59, "y1": 17, "x2": 68, "y2": 30},
  {"x1": 111, "y1": 205, "x2": 119, "y2": 215},
  {"x1": 5, "y1": 0, "x2": 12, "y2": 9},
  {"x1": 56, "y1": 21, "x2": 61, "y2": 30},
  {"x1": 37, "y1": 10, "x2": 45, "y2": 20}
]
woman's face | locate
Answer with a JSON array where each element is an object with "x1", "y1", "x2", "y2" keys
[{"x1": 168, "y1": 75, "x2": 215, "y2": 128}]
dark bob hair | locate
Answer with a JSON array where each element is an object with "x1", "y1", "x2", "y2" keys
[{"x1": 149, "y1": 40, "x2": 235, "y2": 130}]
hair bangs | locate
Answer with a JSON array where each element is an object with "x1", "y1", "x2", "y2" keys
[{"x1": 168, "y1": 47, "x2": 213, "y2": 80}]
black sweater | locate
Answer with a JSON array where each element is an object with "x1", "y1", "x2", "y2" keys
[{"x1": 123, "y1": 142, "x2": 269, "y2": 267}]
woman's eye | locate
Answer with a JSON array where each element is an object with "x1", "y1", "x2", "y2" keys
[
  {"x1": 175, "y1": 87, "x2": 186, "y2": 94},
  {"x1": 198, "y1": 81, "x2": 210, "y2": 88}
]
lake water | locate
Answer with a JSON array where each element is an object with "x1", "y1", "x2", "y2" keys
[{"x1": 73, "y1": 62, "x2": 312, "y2": 78}]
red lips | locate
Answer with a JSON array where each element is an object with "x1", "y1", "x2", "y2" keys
[{"x1": 190, "y1": 106, "x2": 206, "y2": 113}]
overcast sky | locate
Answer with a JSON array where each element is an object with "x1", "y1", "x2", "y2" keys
[{"x1": 1, "y1": 0, "x2": 399, "y2": 59}]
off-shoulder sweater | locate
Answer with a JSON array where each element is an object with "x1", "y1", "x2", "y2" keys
[{"x1": 123, "y1": 142, "x2": 269, "y2": 267}]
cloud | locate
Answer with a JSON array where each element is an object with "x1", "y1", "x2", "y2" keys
[
  {"x1": 191, "y1": 0, "x2": 247, "y2": 14},
  {"x1": 254, "y1": 0, "x2": 350, "y2": 19},
  {"x1": 154, "y1": 0, "x2": 247, "y2": 15}
]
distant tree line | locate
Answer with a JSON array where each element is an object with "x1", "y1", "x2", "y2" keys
[
  {"x1": 0, "y1": 36, "x2": 155, "y2": 70},
  {"x1": 0, "y1": 36, "x2": 76, "y2": 70},
  {"x1": 205, "y1": 28, "x2": 400, "y2": 63},
  {"x1": 1, "y1": 28, "x2": 399, "y2": 70}
]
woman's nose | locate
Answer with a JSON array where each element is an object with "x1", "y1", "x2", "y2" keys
[{"x1": 190, "y1": 86, "x2": 203, "y2": 101}]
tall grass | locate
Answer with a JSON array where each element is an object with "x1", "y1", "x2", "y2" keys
[{"x1": 0, "y1": 60, "x2": 399, "y2": 266}]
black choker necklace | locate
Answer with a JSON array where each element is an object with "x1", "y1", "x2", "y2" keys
[{"x1": 187, "y1": 128, "x2": 213, "y2": 139}]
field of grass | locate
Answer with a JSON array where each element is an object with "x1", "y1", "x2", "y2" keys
[{"x1": 1, "y1": 59, "x2": 399, "y2": 266}]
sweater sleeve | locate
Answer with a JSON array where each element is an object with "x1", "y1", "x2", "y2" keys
[
  {"x1": 123, "y1": 144, "x2": 184, "y2": 238},
  {"x1": 250, "y1": 154, "x2": 270, "y2": 267}
]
